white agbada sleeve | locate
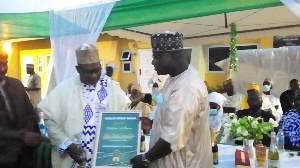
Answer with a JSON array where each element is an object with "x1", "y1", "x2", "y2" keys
[
  {"x1": 38, "y1": 76, "x2": 85, "y2": 150},
  {"x1": 107, "y1": 79, "x2": 131, "y2": 110}
]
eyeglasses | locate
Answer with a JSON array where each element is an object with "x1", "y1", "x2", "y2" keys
[{"x1": 79, "y1": 67, "x2": 101, "y2": 76}]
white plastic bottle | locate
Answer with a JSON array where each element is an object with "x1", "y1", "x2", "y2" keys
[{"x1": 276, "y1": 129, "x2": 285, "y2": 151}]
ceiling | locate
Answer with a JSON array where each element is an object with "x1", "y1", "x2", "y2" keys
[
  {"x1": 1, "y1": 0, "x2": 299, "y2": 46},
  {"x1": 105, "y1": 5, "x2": 300, "y2": 46}
]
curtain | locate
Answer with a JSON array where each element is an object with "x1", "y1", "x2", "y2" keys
[
  {"x1": 47, "y1": 1, "x2": 115, "y2": 93},
  {"x1": 217, "y1": 46, "x2": 300, "y2": 97}
]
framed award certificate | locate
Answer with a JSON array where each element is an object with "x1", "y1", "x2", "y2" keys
[{"x1": 92, "y1": 111, "x2": 142, "y2": 168}]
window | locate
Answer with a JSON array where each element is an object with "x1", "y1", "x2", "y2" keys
[
  {"x1": 120, "y1": 50, "x2": 131, "y2": 61},
  {"x1": 207, "y1": 44, "x2": 258, "y2": 73},
  {"x1": 38, "y1": 55, "x2": 43, "y2": 73},
  {"x1": 122, "y1": 61, "x2": 132, "y2": 73}
]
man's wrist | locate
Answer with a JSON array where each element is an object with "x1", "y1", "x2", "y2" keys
[{"x1": 142, "y1": 153, "x2": 152, "y2": 166}]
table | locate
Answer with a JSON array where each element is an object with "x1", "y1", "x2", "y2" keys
[
  {"x1": 145, "y1": 136, "x2": 300, "y2": 167},
  {"x1": 216, "y1": 144, "x2": 300, "y2": 168}
]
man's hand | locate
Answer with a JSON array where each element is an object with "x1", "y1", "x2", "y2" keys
[
  {"x1": 130, "y1": 155, "x2": 148, "y2": 168},
  {"x1": 66, "y1": 143, "x2": 85, "y2": 165},
  {"x1": 23, "y1": 131, "x2": 43, "y2": 147},
  {"x1": 152, "y1": 82, "x2": 158, "y2": 88}
]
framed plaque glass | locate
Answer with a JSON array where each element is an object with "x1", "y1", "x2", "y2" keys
[{"x1": 92, "y1": 111, "x2": 141, "y2": 168}]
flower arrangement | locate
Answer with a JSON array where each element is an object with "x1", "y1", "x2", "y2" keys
[{"x1": 224, "y1": 114, "x2": 278, "y2": 142}]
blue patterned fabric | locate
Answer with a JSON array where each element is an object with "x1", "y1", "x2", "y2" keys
[
  {"x1": 79, "y1": 76, "x2": 108, "y2": 167},
  {"x1": 98, "y1": 87, "x2": 107, "y2": 102},
  {"x1": 57, "y1": 139, "x2": 73, "y2": 157},
  {"x1": 84, "y1": 104, "x2": 93, "y2": 124},
  {"x1": 279, "y1": 109, "x2": 300, "y2": 147}
]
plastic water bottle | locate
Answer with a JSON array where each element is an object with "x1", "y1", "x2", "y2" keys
[
  {"x1": 38, "y1": 112, "x2": 48, "y2": 137},
  {"x1": 276, "y1": 129, "x2": 285, "y2": 151}
]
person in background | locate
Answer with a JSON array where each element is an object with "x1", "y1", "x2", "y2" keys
[
  {"x1": 208, "y1": 92, "x2": 227, "y2": 142},
  {"x1": 122, "y1": 84, "x2": 152, "y2": 118},
  {"x1": 236, "y1": 89, "x2": 276, "y2": 146},
  {"x1": 148, "y1": 71, "x2": 169, "y2": 99},
  {"x1": 130, "y1": 31, "x2": 213, "y2": 168},
  {"x1": 25, "y1": 63, "x2": 42, "y2": 112},
  {"x1": 142, "y1": 93, "x2": 153, "y2": 106},
  {"x1": 0, "y1": 50, "x2": 46, "y2": 168},
  {"x1": 38, "y1": 44, "x2": 130, "y2": 168},
  {"x1": 279, "y1": 89, "x2": 300, "y2": 151},
  {"x1": 280, "y1": 79, "x2": 299, "y2": 113},
  {"x1": 222, "y1": 79, "x2": 244, "y2": 111},
  {"x1": 262, "y1": 78, "x2": 283, "y2": 121},
  {"x1": 240, "y1": 83, "x2": 275, "y2": 114},
  {"x1": 105, "y1": 65, "x2": 114, "y2": 78}
]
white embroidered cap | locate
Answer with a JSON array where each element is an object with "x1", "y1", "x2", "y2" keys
[{"x1": 75, "y1": 43, "x2": 100, "y2": 64}]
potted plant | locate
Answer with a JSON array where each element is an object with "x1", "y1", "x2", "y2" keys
[{"x1": 224, "y1": 114, "x2": 278, "y2": 158}]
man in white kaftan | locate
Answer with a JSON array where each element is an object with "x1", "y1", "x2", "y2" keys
[
  {"x1": 149, "y1": 65, "x2": 213, "y2": 168},
  {"x1": 262, "y1": 78, "x2": 283, "y2": 121},
  {"x1": 222, "y1": 79, "x2": 244, "y2": 111},
  {"x1": 26, "y1": 63, "x2": 42, "y2": 112},
  {"x1": 38, "y1": 44, "x2": 130, "y2": 168},
  {"x1": 130, "y1": 31, "x2": 213, "y2": 168}
]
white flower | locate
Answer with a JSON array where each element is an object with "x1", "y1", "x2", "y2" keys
[
  {"x1": 237, "y1": 127, "x2": 242, "y2": 134},
  {"x1": 247, "y1": 116, "x2": 253, "y2": 120},
  {"x1": 241, "y1": 129, "x2": 249, "y2": 136},
  {"x1": 269, "y1": 118, "x2": 279, "y2": 127},
  {"x1": 229, "y1": 113, "x2": 235, "y2": 118},
  {"x1": 232, "y1": 118, "x2": 238, "y2": 124},
  {"x1": 224, "y1": 123, "x2": 230, "y2": 128},
  {"x1": 251, "y1": 121, "x2": 257, "y2": 128}
]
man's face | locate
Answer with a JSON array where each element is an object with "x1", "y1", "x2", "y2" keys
[
  {"x1": 130, "y1": 89, "x2": 143, "y2": 103},
  {"x1": 290, "y1": 81, "x2": 299, "y2": 90},
  {"x1": 152, "y1": 52, "x2": 170, "y2": 75},
  {"x1": 0, "y1": 57, "x2": 8, "y2": 81},
  {"x1": 26, "y1": 67, "x2": 34, "y2": 74},
  {"x1": 247, "y1": 91, "x2": 263, "y2": 107},
  {"x1": 76, "y1": 62, "x2": 101, "y2": 85},
  {"x1": 209, "y1": 102, "x2": 220, "y2": 110},
  {"x1": 106, "y1": 67, "x2": 113, "y2": 77}
]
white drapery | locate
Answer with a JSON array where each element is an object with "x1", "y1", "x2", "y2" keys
[
  {"x1": 46, "y1": 1, "x2": 115, "y2": 93},
  {"x1": 216, "y1": 46, "x2": 300, "y2": 98},
  {"x1": 281, "y1": 0, "x2": 300, "y2": 18}
]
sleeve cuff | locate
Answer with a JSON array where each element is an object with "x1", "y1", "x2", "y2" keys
[{"x1": 57, "y1": 139, "x2": 73, "y2": 157}]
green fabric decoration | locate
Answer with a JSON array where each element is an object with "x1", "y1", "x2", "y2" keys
[{"x1": 229, "y1": 22, "x2": 237, "y2": 72}]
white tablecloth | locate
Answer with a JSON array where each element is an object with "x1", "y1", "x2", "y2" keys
[
  {"x1": 216, "y1": 144, "x2": 300, "y2": 168},
  {"x1": 144, "y1": 136, "x2": 299, "y2": 168}
]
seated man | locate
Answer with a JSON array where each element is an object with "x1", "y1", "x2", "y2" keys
[
  {"x1": 222, "y1": 79, "x2": 244, "y2": 111},
  {"x1": 280, "y1": 79, "x2": 299, "y2": 113},
  {"x1": 122, "y1": 84, "x2": 152, "y2": 118},
  {"x1": 240, "y1": 83, "x2": 276, "y2": 115},
  {"x1": 262, "y1": 78, "x2": 283, "y2": 121},
  {"x1": 236, "y1": 90, "x2": 276, "y2": 146}
]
